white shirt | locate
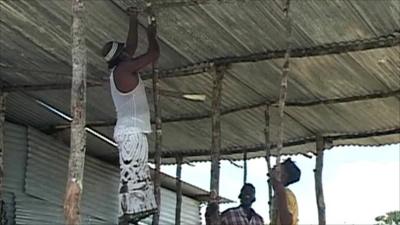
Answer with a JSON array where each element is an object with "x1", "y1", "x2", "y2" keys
[{"x1": 110, "y1": 68, "x2": 152, "y2": 136}]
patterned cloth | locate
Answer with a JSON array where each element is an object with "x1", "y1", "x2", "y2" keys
[
  {"x1": 221, "y1": 206, "x2": 264, "y2": 225},
  {"x1": 114, "y1": 131, "x2": 157, "y2": 222},
  {"x1": 270, "y1": 188, "x2": 298, "y2": 225}
]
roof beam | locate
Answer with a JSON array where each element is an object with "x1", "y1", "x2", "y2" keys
[
  {"x1": 154, "y1": 127, "x2": 400, "y2": 158},
  {"x1": 46, "y1": 88, "x2": 400, "y2": 129},
  {"x1": 2, "y1": 83, "x2": 102, "y2": 92},
  {"x1": 140, "y1": 30, "x2": 400, "y2": 80},
  {"x1": 113, "y1": 0, "x2": 262, "y2": 9}
]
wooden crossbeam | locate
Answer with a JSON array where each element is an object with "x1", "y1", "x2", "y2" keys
[
  {"x1": 2, "y1": 83, "x2": 102, "y2": 92},
  {"x1": 140, "y1": 30, "x2": 400, "y2": 80},
  {"x1": 152, "y1": 127, "x2": 400, "y2": 159},
  {"x1": 46, "y1": 88, "x2": 400, "y2": 129}
]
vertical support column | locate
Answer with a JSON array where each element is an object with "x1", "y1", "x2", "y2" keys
[
  {"x1": 275, "y1": 0, "x2": 292, "y2": 177},
  {"x1": 64, "y1": 1, "x2": 87, "y2": 224},
  {"x1": 152, "y1": 65, "x2": 162, "y2": 225},
  {"x1": 264, "y1": 104, "x2": 273, "y2": 221},
  {"x1": 243, "y1": 150, "x2": 247, "y2": 184},
  {"x1": 315, "y1": 136, "x2": 326, "y2": 225},
  {"x1": 0, "y1": 90, "x2": 7, "y2": 224},
  {"x1": 175, "y1": 156, "x2": 183, "y2": 225},
  {"x1": 207, "y1": 65, "x2": 224, "y2": 225}
]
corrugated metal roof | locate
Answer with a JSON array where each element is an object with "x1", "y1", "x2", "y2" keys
[{"x1": 1, "y1": 0, "x2": 399, "y2": 164}]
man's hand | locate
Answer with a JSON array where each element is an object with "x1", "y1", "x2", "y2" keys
[{"x1": 268, "y1": 168, "x2": 283, "y2": 190}]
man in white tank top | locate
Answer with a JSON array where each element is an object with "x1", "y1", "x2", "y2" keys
[{"x1": 101, "y1": 5, "x2": 159, "y2": 225}]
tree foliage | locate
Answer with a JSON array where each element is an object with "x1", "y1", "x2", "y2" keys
[{"x1": 375, "y1": 211, "x2": 400, "y2": 225}]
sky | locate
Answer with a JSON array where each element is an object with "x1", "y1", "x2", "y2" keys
[{"x1": 161, "y1": 144, "x2": 400, "y2": 224}]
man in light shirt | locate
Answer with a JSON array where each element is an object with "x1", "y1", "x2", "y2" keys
[{"x1": 269, "y1": 158, "x2": 301, "y2": 225}]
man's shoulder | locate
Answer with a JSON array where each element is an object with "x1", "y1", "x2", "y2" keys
[
  {"x1": 250, "y1": 208, "x2": 264, "y2": 221},
  {"x1": 221, "y1": 206, "x2": 241, "y2": 216}
]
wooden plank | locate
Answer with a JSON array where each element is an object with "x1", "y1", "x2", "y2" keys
[
  {"x1": 315, "y1": 136, "x2": 326, "y2": 225},
  {"x1": 64, "y1": 1, "x2": 87, "y2": 224}
]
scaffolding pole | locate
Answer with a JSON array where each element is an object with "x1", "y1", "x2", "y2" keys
[
  {"x1": 243, "y1": 150, "x2": 247, "y2": 184},
  {"x1": 275, "y1": 0, "x2": 292, "y2": 178},
  {"x1": 64, "y1": 0, "x2": 87, "y2": 224},
  {"x1": 315, "y1": 136, "x2": 326, "y2": 225},
  {"x1": 175, "y1": 156, "x2": 183, "y2": 225},
  {"x1": 207, "y1": 65, "x2": 224, "y2": 225},
  {"x1": 0, "y1": 90, "x2": 7, "y2": 224},
  {"x1": 264, "y1": 104, "x2": 273, "y2": 221},
  {"x1": 152, "y1": 63, "x2": 162, "y2": 225}
]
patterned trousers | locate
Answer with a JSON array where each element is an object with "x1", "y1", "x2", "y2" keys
[{"x1": 114, "y1": 131, "x2": 157, "y2": 222}]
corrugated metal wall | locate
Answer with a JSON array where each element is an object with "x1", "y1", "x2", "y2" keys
[
  {"x1": 3, "y1": 122, "x2": 201, "y2": 225},
  {"x1": 140, "y1": 188, "x2": 201, "y2": 225},
  {"x1": 25, "y1": 127, "x2": 119, "y2": 223}
]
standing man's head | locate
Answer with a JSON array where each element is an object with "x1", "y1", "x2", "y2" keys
[
  {"x1": 271, "y1": 158, "x2": 301, "y2": 187},
  {"x1": 101, "y1": 41, "x2": 128, "y2": 68},
  {"x1": 238, "y1": 183, "x2": 256, "y2": 208}
]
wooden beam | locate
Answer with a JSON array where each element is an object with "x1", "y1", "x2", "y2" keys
[
  {"x1": 264, "y1": 104, "x2": 273, "y2": 221},
  {"x1": 243, "y1": 150, "x2": 247, "y2": 184},
  {"x1": 153, "y1": 127, "x2": 400, "y2": 159},
  {"x1": 140, "y1": 30, "x2": 400, "y2": 80},
  {"x1": 46, "y1": 88, "x2": 400, "y2": 130},
  {"x1": 314, "y1": 136, "x2": 326, "y2": 225},
  {"x1": 175, "y1": 156, "x2": 183, "y2": 225},
  {"x1": 275, "y1": 0, "x2": 292, "y2": 179},
  {"x1": 143, "y1": 0, "x2": 263, "y2": 9},
  {"x1": 0, "y1": 90, "x2": 7, "y2": 224},
  {"x1": 64, "y1": 1, "x2": 87, "y2": 225},
  {"x1": 152, "y1": 65, "x2": 162, "y2": 225},
  {"x1": 2, "y1": 82, "x2": 101, "y2": 92},
  {"x1": 207, "y1": 65, "x2": 224, "y2": 225}
]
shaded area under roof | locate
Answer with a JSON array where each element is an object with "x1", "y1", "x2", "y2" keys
[{"x1": 1, "y1": 0, "x2": 399, "y2": 165}]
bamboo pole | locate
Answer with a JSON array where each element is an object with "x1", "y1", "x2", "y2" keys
[
  {"x1": 243, "y1": 150, "x2": 247, "y2": 184},
  {"x1": 207, "y1": 65, "x2": 224, "y2": 225},
  {"x1": 152, "y1": 63, "x2": 162, "y2": 225},
  {"x1": 264, "y1": 104, "x2": 273, "y2": 221},
  {"x1": 0, "y1": 90, "x2": 7, "y2": 224},
  {"x1": 64, "y1": 0, "x2": 87, "y2": 224},
  {"x1": 275, "y1": 0, "x2": 292, "y2": 178},
  {"x1": 315, "y1": 136, "x2": 326, "y2": 225},
  {"x1": 175, "y1": 156, "x2": 183, "y2": 225}
]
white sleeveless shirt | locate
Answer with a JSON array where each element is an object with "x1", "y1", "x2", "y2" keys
[{"x1": 110, "y1": 68, "x2": 152, "y2": 136}]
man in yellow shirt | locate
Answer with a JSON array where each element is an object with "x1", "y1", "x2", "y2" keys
[{"x1": 269, "y1": 158, "x2": 301, "y2": 225}]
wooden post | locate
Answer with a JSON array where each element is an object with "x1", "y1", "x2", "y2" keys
[
  {"x1": 0, "y1": 90, "x2": 7, "y2": 225},
  {"x1": 275, "y1": 0, "x2": 292, "y2": 177},
  {"x1": 175, "y1": 156, "x2": 183, "y2": 225},
  {"x1": 243, "y1": 150, "x2": 247, "y2": 184},
  {"x1": 64, "y1": 0, "x2": 87, "y2": 224},
  {"x1": 315, "y1": 136, "x2": 326, "y2": 225},
  {"x1": 207, "y1": 65, "x2": 224, "y2": 225},
  {"x1": 264, "y1": 104, "x2": 273, "y2": 221},
  {"x1": 152, "y1": 64, "x2": 162, "y2": 225}
]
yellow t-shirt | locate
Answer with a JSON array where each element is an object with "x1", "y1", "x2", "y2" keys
[{"x1": 270, "y1": 188, "x2": 298, "y2": 225}]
